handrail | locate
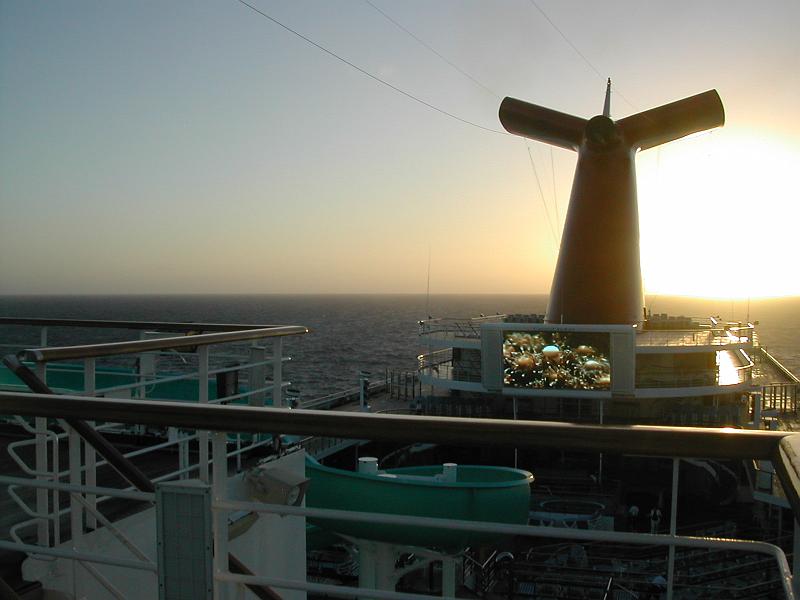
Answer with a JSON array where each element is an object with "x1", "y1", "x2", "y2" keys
[
  {"x1": 0, "y1": 317, "x2": 286, "y2": 332},
  {"x1": 18, "y1": 325, "x2": 308, "y2": 362},
  {"x1": 215, "y1": 499, "x2": 795, "y2": 600},
  {"x1": 5, "y1": 388, "x2": 800, "y2": 523},
  {"x1": 2, "y1": 357, "x2": 281, "y2": 600},
  {"x1": 2, "y1": 390, "x2": 800, "y2": 596},
  {"x1": 761, "y1": 347, "x2": 800, "y2": 384},
  {"x1": 0, "y1": 390, "x2": 788, "y2": 457}
]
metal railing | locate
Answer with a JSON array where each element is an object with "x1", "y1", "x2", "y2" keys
[
  {"x1": 763, "y1": 383, "x2": 800, "y2": 416},
  {"x1": 635, "y1": 324, "x2": 754, "y2": 348},
  {"x1": 418, "y1": 315, "x2": 755, "y2": 350},
  {"x1": 419, "y1": 315, "x2": 506, "y2": 340},
  {"x1": 0, "y1": 392, "x2": 798, "y2": 599},
  {"x1": 0, "y1": 320, "x2": 307, "y2": 566},
  {"x1": 418, "y1": 348, "x2": 483, "y2": 384}
]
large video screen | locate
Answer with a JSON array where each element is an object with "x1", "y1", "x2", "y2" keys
[{"x1": 503, "y1": 330, "x2": 612, "y2": 390}]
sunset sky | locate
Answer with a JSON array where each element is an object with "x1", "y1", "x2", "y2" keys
[{"x1": 1, "y1": 1, "x2": 798, "y2": 297}]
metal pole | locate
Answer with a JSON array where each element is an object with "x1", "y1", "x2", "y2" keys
[
  {"x1": 68, "y1": 426, "x2": 84, "y2": 544},
  {"x1": 84, "y1": 358, "x2": 97, "y2": 529},
  {"x1": 667, "y1": 458, "x2": 679, "y2": 600},
  {"x1": 374, "y1": 542, "x2": 395, "y2": 593},
  {"x1": 249, "y1": 344, "x2": 266, "y2": 407},
  {"x1": 359, "y1": 540, "x2": 376, "y2": 591},
  {"x1": 272, "y1": 338, "x2": 283, "y2": 408},
  {"x1": 198, "y1": 346, "x2": 209, "y2": 483},
  {"x1": 35, "y1": 362, "x2": 49, "y2": 547},
  {"x1": 754, "y1": 391, "x2": 762, "y2": 429},
  {"x1": 441, "y1": 557, "x2": 455, "y2": 598},
  {"x1": 212, "y1": 431, "x2": 229, "y2": 600}
]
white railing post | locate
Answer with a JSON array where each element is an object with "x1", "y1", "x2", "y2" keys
[
  {"x1": 84, "y1": 357, "x2": 97, "y2": 529},
  {"x1": 249, "y1": 344, "x2": 266, "y2": 407},
  {"x1": 198, "y1": 346, "x2": 210, "y2": 483},
  {"x1": 179, "y1": 433, "x2": 189, "y2": 481},
  {"x1": 212, "y1": 431, "x2": 229, "y2": 600},
  {"x1": 68, "y1": 426, "x2": 83, "y2": 549},
  {"x1": 753, "y1": 391, "x2": 763, "y2": 429},
  {"x1": 35, "y1": 362, "x2": 49, "y2": 547},
  {"x1": 441, "y1": 556, "x2": 456, "y2": 598},
  {"x1": 272, "y1": 337, "x2": 283, "y2": 408}
]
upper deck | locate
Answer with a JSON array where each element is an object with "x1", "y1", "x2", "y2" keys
[
  {"x1": 417, "y1": 313, "x2": 799, "y2": 416},
  {"x1": 420, "y1": 314, "x2": 754, "y2": 353}
]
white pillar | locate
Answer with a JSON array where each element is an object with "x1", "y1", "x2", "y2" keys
[
  {"x1": 68, "y1": 426, "x2": 83, "y2": 545},
  {"x1": 84, "y1": 358, "x2": 97, "y2": 529},
  {"x1": 753, "y1": 391, "x2": 763, "y2": 429},
  {"x1": 358, "y1": 540, "x2": 376, "y2": 591},
  {"x1": 249, "y1": 344, "x2": 267, "y2": 407},
  {"x1": 374, "y1": 542, "x2": 395, "y2": 591},
  {"x1": 35, "y1": 361, "x2": 49, "y2": 547},
  {"x1": 198, "y1": 346, "x2": 209, "y2": 483},
  {"x1": 273, "y1": 338, "x2": 283, "y2": 408},
  {"x1": 441, "y1": 556, "x2": 456, "y2": 598},
  {"x1": 212, "y1": 431, "x2": 229, "y2": 600}
]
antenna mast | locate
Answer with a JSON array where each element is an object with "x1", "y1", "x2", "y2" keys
[{"x1": 602, "y1": 78, "x2": 612, "y2": 118}]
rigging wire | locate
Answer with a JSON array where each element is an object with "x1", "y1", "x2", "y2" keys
[
  {"x1": 362, "y1": 0, "x2": 564, "y2": 257},
  {"x1": 550, "y1": 147, "x2": 560, "y2": 231},
  {"x1": 237, "y1": 0, "x2": 566, "y2": 247},
  {"x1": 525, "y1": 141, "x2": 559, "y2": 246},
  {"x1": 527, "y1": 0, "x2": 639, "y2": 113},
  {"x1": 235, "y1": 0, "x2": 509, "y2": 136},
  {"x1": 364, "y1": 0, "x2": 501, "y2": 100}
]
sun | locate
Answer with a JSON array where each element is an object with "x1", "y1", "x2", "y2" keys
[{"x1": 637, "y1": 129, "x2": 800, "y2": 299}]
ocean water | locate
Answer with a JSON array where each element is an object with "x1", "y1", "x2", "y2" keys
[{"x1": 0, "y1": 294, "x2": 798, "y2": 399}]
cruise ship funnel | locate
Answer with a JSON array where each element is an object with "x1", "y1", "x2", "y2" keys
[{"x1": 499, "y1": 87, "x2": 724, "y2": 325}]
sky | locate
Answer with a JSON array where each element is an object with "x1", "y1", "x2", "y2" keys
[{"x1": 1, "y1": 0, "x2": 798, "y2": 297}]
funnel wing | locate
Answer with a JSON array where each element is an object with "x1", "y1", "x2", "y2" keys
[
  {"x1": 499, "y1": 97, "x2": 586, "y2": 151},
  {"x1": 617, "y1": 89, "x2": 724, "y2": 151}
]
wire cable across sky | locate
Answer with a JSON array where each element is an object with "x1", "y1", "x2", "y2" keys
[
  {"x1": 364, "y1": 0, "x2": 501, "y2": 101},
  {"x1": 236, "y1": 0, "x2": 509, "y2": 136},
  {"x1": 528, "y1": 0, "x2": 639, "y2": 113}
]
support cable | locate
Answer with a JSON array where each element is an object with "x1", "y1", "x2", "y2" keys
[
  {"x1": 550, "y1": 147, "x2": 560, "y2": 232},
  {"x1": 235, "y1": 0, "x2": 509, "y2": 136},
  {"x1": 528, "y1": 0, "x2": 639, "y2": 113},
  {"x1": 525, "y1": 141, "x2": 559, "y2": 245},
  {"x1": 364, "y1": 0, "x2": 501, "y2": 100}
]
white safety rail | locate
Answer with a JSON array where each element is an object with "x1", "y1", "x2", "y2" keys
[
  {"x1": 0, "y1": 393, "x2": 798, "y2": 600},
  {"x1": 0, "y1": 318, "x2": 307, "y2": 586},
  {"x1": 418, "y1": 315, "x2": 506, "y2": 341},
  {"x1": 635, "y1": 323, "x2": 755, "y2": 348},
  {"x1": 417, "y1": 349, "x2": 482, "y2": 384}
]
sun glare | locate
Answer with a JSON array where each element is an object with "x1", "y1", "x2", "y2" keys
[{"x1": 638, "y1": 130, "x2": 800, "y2": 299}]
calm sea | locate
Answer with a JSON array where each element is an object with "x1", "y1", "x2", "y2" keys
[{"x1": 1, "y1": 294, "x2": 798, "y2": 399}]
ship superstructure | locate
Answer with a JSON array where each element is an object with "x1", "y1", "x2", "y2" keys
[{"x1": 417, "y1": 84, "x2": 797, "y2": 428}]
